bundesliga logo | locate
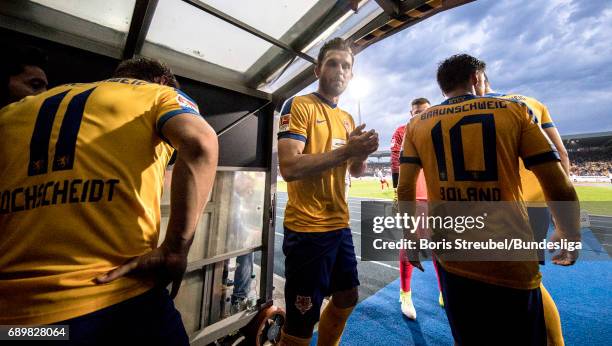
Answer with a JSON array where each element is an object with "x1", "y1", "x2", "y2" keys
[{"x1": 177, "y1": 94, "x2": 199, "y2": 112}]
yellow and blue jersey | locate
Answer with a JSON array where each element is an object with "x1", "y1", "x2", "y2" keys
[
  {"x1": 278, "y1": 93, "x2": 355, "y2": 232},
  {"x1": 400, "y1": 94, "x2": 560, "y2": 289},
  {"x1": 487, "y1": 92, "x2": 556, "y2": 205},
  {"x1": 0, "y1": 78, "x2": 201, "y2": 324}
]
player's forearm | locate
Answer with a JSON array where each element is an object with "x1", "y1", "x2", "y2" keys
[
  {"x1": 396, "y1": 170, "x2": 417, "y2": 202},
  {"x1": 548, "y1": 200, "x2": 580, "y2": 240},
  {"x1": 349, "y1": 160, "x2": 367, "y2": 177},
  {"x1": 397, "y1": 180, "x2": 417, "y2": 239},
  {"x1": 544, "y1": 181, "x2": 580, "y2": 240},
  {"x1": 559, "y1": 150, "x2": 571, "y2": 176},
  {"x1": 280, "y1": 146, "x2": 351, "y2": 181},
  {"x1": 397, "y1": 184, "x2": 416, "y2": 203},
  {"x1": 544, "y1": 128, "x2": 570, "y2": 176},
  {"x1": 165, "y1": 140, "x2": 218, "y2": 253}
]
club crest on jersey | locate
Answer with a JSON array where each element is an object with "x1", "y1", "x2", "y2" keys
[
  {"x1": 177, "y1": 94, "x2": 199, "y2": 113},
  {"x1": 279, "y1": 114, "x2": 291, "y2": 132},
  {"x1": 295, "y1": 295, "x2": 313, "y2": 314}
]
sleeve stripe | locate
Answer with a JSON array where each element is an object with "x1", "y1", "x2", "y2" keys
[
  {"x1": 281, "y1": 97, "x2": 294, "y2": 116},
  {"x1": 278, "y1": 132, "x2": 306, "y2": 142},
  {"x1": 400, "y1": 156, "x2": 421, "y2": 165},
  {"x1": 523, "y1": 150, "x2": 561, "y2": 169},
  {"x1": 541, "y1": 122, "x2": 555, "y2": 129},
  {"x1": 157, "y1": 108, "x2": 202, "y2": 145}
]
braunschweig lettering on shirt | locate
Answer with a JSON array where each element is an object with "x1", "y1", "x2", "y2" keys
[{"x1": 421, "y1": 100, "x2": 508, "y2": 120}]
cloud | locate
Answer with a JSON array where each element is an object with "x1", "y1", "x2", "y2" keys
[{"x1": 297, "y1": 0, "x2": 612, "y2": 148}]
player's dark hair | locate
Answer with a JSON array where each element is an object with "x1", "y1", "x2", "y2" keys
[
  {"x1": 436, "y1": 54, "x2": 486, "y2": 94},
  {"x1": 411, "y1": 97, "x2": 430, "y2": 106},
  {"x1": 1, "y1": 45, "x2": 48, "y2": 107},
  {"x1": 113, "y1": 57, "x2": 179, "y2": 88},
  {"x1": 317, "y1": 37, "x2": 354, "y2": 66}
]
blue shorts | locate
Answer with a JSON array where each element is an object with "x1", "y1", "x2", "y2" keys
[
  {"x1": 437, "y1": 262, "x2": 546, "y2": 346},
  {"x1": 283, "y1": 227, "x2": 359, "y2": 326},
  {"x1": 52, "y1": 287, "x2": 189, "y2": 345}
]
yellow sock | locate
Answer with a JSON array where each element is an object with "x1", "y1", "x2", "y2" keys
[
  {"x1": 279, "y1": 329, "x2": 312, "y2": 346},
  {"x1": 541, "y1": 284, "x2": 564, "y2": 346},
  {"x1": 316, "y1": 300, "x2": 354, "y2": 346}
]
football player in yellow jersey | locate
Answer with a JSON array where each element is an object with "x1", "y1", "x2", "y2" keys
[
  {"x1": 477, "y1": 75, "x2": 570, "y2": 346},
  {"x1": 0, "y1": 58, "x2": 218, "y2": 345},
  {"x1": 398, "y1": 54, "x2": 580, "y2": 345},
  {"x1": 277, "y1": 38, "x2": 379, "y2": 346}
]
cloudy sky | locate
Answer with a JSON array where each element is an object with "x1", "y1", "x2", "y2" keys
[{"x1": 300, "y1": 0, "x2": 612, "y2": 150}]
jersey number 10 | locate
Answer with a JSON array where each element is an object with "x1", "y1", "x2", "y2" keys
[
  {"x1": 28, "y1": 88, "x2": 96, "y2": 176},
  {"x1": 430, "y1": 114, "x2": 498, "y2": 181}
]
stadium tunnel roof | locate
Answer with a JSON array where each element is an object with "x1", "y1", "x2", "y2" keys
[{"x1": 0, "y1": 0, "x2": 474, "y2": 101}]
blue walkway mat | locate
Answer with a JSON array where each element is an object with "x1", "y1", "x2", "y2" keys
[{"x1": 313, "y1": 229, "x2": 612, "y2": 345}]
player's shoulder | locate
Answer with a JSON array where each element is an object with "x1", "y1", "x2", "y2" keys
[
  {"x1": 480, "y1": 94, "x2": 528, "y2": 111},
  {"x1": 1, "y1": 83, "x2": 78, "y2": 113},
  {"x1": 481, "y1": 95, "x2": 538, "y2": 126},
  {"x1": 35, "y1": 82, "x2": 95, "y2": 97},
  {"x1": 99, "y1": 78, "x2": 171, "y2": 93},
  {"x1": 280, "y1": 94, "x2": 313, "y2": 115},
  {"x1": 504, "y1": 93, "x2": 545, "y2": 108}
]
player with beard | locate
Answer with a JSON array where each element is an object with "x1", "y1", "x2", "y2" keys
[{"x1": 277, "y1": 38, "x2": 379, "y2": 346}]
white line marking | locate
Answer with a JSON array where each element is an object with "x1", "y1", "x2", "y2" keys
[{"x1": 355, "y1": 255, "x2": 400, "y2": 271}]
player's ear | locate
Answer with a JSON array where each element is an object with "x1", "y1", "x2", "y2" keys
[
  {"x1": 314, "y1": 64, "x2": 321, "y2": 79},
  {"x1": 469, "y1": 71, "x2": 478, "y2": 86},
  {"x1": 474, "y1": 71, "x2": 486, "y2": 93}
]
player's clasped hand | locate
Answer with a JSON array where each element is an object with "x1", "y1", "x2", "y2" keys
[
  {"x1": 548, "y1": 231, "x2": 580, "y2": 266},
  {"x1": 94, "y1": 241, "x2": 189, "y2": 299},
  {"x1": 347, "y1": 123, "x2": 379, "y2": 159}
]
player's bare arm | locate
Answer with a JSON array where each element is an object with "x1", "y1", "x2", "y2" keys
[
  {"x1": 278, "y1": 123, "x2": 378, "y2": 182},
  {"x1": 397, "y1": 161, "x2": 424, "y2": 272},
  {"x1": 530, "y1": 161, "x2": 580, "y2": 266},
  {"x1": 96, "y1": 114, "x2": 218, "y2": 298},
  {"x1": 543, "y1": 127, "x2": 570, "y2": 175}
]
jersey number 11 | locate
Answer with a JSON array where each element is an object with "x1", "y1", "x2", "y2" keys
[{"x1": 28, "y1": 88, "x2": 96, "y2": 176}]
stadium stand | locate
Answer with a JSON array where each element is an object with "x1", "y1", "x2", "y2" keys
[{"x1": 564, "y1": 132, "x2": 612, "y2": 177}]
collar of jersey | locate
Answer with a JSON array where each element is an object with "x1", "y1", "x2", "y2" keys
[
  {"x1": 441, "y1": 94, "x2": 478, "y2": 105},
  {"x1": 312, "y1": 92, "x2": 338, "y2": 109}
]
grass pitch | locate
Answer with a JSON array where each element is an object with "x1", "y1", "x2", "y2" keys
[{"x1": 276, "y1": 179, "x2": 612, "y2": 215}]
